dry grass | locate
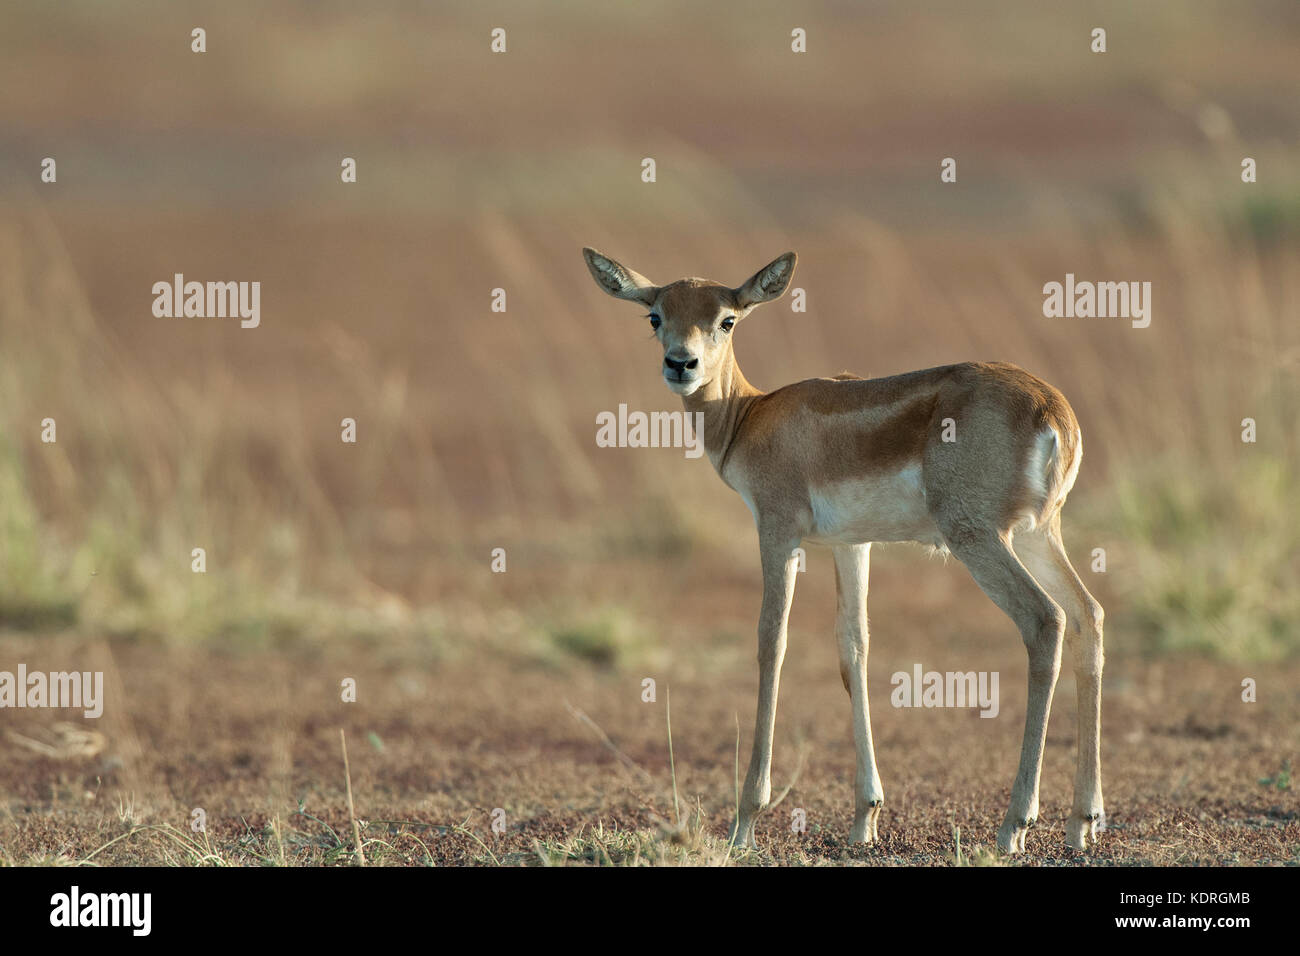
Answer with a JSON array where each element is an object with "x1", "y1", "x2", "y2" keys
[{"x1": 3, "y1": 180, "x2": 1295, "y2": 660}]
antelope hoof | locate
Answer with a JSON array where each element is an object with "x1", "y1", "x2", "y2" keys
[
  {"x1": 728, "y1": 818, "x2": 757, "y2": 849},
  {"x1": 997, "y1": 817, "x2": 1033, "y2": 855},
  {"x1": 1066, "y1": 811, "x2": 1103, "y2": 851},
  {"x1": 850, "y1": 801, "x2": 883, "y2": 843}
]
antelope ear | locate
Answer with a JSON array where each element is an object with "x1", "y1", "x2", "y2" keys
[
  {"x1": 583, "y1": 247, "x2": 660, "y2": 308},
  {"x1": 734, "y1": 252, "x2": 797, "y2": 309}
]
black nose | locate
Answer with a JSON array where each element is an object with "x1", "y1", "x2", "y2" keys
[{"x1": 664, "y1": 355, "x2": 698, "y2": 373}]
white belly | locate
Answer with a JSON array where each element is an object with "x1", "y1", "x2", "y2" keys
[{"x1": 804, "y1": 463, "x2": 939, "y2": 546}]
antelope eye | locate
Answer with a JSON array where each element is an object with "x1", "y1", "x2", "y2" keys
[
  {"x1": 649, "y1": 314, "x2": 662, "y2": 331},
  {"x1": 720, "y1": 316, "x2": 736, "y2": 332}
]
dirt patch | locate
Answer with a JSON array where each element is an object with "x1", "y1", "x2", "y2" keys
[{"x1": 3, "y1": 560, "x2": 1295, "y2": 866}]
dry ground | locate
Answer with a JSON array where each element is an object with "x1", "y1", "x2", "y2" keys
[{"x1": 2, "y1": 554, "x2": 1295, "y2": 866}]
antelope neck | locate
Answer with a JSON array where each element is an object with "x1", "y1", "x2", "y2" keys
[{"x1": 681, "y1": 353, "x2": 761, "y2": 477}]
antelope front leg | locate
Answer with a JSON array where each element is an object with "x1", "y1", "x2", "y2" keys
[
  {"x1": 730, "y1": 529, "x2": 800, "y2": 848},
  {"x1": 832, "y1": 544, "x2": 885, "y2": 843}
]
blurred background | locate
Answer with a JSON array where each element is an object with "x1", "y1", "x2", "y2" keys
[
  {"x1": 0, "y1": 1, "x2": 1296, "y2": 863},
  {"x1": 3, "y1": 0, "x2": 1296, "y2": 657}
]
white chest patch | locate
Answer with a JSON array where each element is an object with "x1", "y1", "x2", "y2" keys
[{"x1": 805, "y1": 463, "x2": 937, "y2": 545}]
